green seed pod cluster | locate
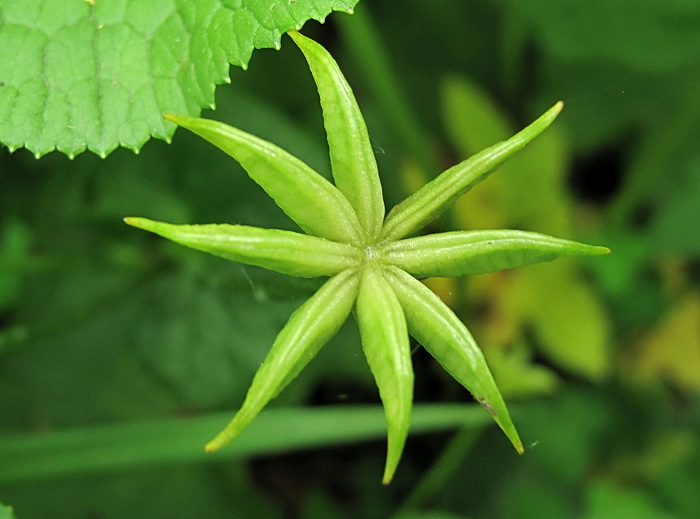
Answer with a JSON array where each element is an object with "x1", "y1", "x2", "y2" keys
[{"x1": 126, "y1": 31, "x2": 609, "y2": 484}]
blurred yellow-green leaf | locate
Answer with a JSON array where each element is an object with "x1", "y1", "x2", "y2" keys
[
  {"x1": 486, "y1": 342, "x2": 559, "y2": 399},
  {"x1": 631, "y1": 293, "x2": 700, "y2": 390},
  {"x1": 0, "y1": 503, "x2": 17, "y2": 519},
  {"x1": 523, "y1": 262, "x2": 611, "y2": 380}
]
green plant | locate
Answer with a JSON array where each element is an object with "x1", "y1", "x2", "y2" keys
[
  {"x1": 0, "y1": 0, "x2": 360, "y2": 157},
  {"x1": 126, "y1": 31, "x2": 609, "y2": 483}
]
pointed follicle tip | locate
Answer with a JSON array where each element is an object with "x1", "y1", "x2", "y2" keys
[
  {"x1": 204, "y1": 441, "x2": 221, "y2": 453},
  {"x1": 381, "y1": 463, "x2": 397, "y2": 485},
  {"x1": 123, "y1": 217, "x2": 148, "y2": 230}
]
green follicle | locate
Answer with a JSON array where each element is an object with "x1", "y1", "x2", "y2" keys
[{"x1": 128, "y1": 31, "x2": 609, "y2": 483}]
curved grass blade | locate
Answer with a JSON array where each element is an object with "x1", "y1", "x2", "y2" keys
[
  {"x1": 381, "y1": 230, "x2": 610, "y2": 278},
  {"x1": 380, "y1": 102, "x2": 563, "y2": 241},
  {"x1": 384, "y1": 266, "x2": 523, "y2": 454},
  {"x1": 0, "y1": 404, "x2": 497, "y2": 483},
  {"x1": 356, "y1": 263, "x2": 413, "y2": 483},
  {"x1": 290, "y1": 31, "x2": 385, "y2": 241},
  {"x1": 205, "y1": 269, "x2": 360, "y2": 452},
  {"x1": 124, "y1": 217, "x2": 362, "y2": 278},
  {"x1": 164, "y1": 114, "x2": 365, "y2": 245}
]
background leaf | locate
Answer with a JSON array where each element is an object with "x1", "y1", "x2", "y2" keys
[
  {"x1": 0, "y1": 0, "x2": 358, "y2": 157},
  {"x1": 648, "y1": 158, "x2": 700, "y2": 255},
  {"x1": 0, "y1": 503, "x2": 16, "y2": 519},
  {"x1": 583, "y1": 480, "x2": 680, "y2": 519},
  {"x1": 630, "y1": 293, "x2": 700, "y2": 390},
  {"x1": 0, "y1": 219, "x2": 30, "y2": 312},
  {"x1": 522, "y1": 262, "x2": 610, "y2": 380},
  {"x1": 498, "y1": 0, "x2": 700, "y2": 72}
]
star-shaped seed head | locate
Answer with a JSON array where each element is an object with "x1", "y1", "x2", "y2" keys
[{"x1": 126, "y1": 31, "x2": 609, "y2": 484}]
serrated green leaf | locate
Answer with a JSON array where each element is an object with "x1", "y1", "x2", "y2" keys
[{"x1": 0, "y1": 0, "x2": 359, "y2": 158}]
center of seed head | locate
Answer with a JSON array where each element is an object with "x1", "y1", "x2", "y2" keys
[{"x1": 363, "y1": 245, "x2": 380, "y2": 265}]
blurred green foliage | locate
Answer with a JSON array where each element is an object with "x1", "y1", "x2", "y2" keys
[
  {"x1": 1, "y1": 0, "x2": 699, "y2": 517},
  {"x1": 0, "y1": 503, "x2": 16, "y2": 519}
]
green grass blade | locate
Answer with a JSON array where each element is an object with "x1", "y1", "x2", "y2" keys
[{"x1": 0, "y1": 404, "x2": 493, "y2": 483}]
